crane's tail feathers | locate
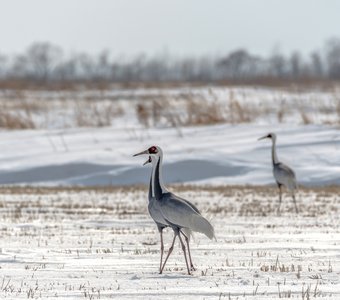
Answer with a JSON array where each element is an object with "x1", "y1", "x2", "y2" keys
[
  {"x1": 206, "y1": 214, "x2": 217, "y2": 241},
  {"x1": 190, "y1": 214, "x2": 215, "y2": 240}
]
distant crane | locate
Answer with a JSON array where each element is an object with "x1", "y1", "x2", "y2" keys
[
  {"x1": 258, "y1": 133, "x2": 298, "y2": 214},
  {"x1": 134, "y1": 146, "x2": 215, "y2": 275}
]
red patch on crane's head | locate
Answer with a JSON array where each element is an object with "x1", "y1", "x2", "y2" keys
[{"x1": 148, "y1": 146, "x2": 158, "y2": 154}]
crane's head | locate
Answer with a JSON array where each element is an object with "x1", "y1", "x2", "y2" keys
[
  {"x1": 133, "y1": 146, "x2": 162, "y2": 160},
  {"x1": 258, "y1": 132, "x2": 276, "y2": 141}
]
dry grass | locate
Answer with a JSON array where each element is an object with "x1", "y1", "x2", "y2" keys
[
  {"x1": 0, "y1": 111, "x2": 35, "y2": 129},
  {"x1": 226, "y1": 90, "x2": 254, "y2": 123},
  {"x1": 0, "y1": 96, "x2": 45, "y2": 129},
  {"x1": 135, "y1": 91, "x2": 257, "y2": 129},
  {"x1": 277, "y1": 105, "x2": 286, "y2": 123},
  {"x1": 133, "y1": 87, "x2": 340, "y2": 129},
  {"x1": 184, "y1": 91, "x2": 226, "y2": 125},
  {"x1": 0, "y1": 183, "x2": 338, "y2": 196},
  {"x1": 74, "y1": 101, "x2": 123, "y2": 127},
  {"x1": 1, "y1": 86, "x2": 340, "y2": 129},
  {"x1": 335, "y1": 93, "x2": 340, "y2": 124},
  {"x1": 0, "y1": 93, "x2": 124, "y2": 129},
  {"x1": 299, "y1": 107, "x2": 312, "y2": 125},
  {"x1": 136, "y1": 103, "x2": 150, "y2": 127}
]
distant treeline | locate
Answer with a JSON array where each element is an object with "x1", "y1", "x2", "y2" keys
[{"x1": 1, "y1": 38, "x2": 340, "y2": 88}]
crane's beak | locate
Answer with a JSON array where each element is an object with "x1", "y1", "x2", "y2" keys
[
  {"x1": 258, "y1": 135, "x2": 268, "y2": 141},
  {"x1": 133, "y1": 149, "x2": 149, "y2": 157},
  {"x1": 143, "y1": 156, "x2": 152, "y2": 166}
]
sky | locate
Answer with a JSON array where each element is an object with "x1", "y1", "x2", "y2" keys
[{"x1": 0, "y1": 0, "x2": 340, "y2": 57}]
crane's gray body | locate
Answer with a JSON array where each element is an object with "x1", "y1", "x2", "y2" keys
[
  {"x1": 158, "y1": 192, "x2": 215, "y2": 239},
  {"x1": 148, "y1": 181, "x2": 194, "y2": 238},
  {"x1": 152, "y1": 152, "x2": 215, "y2": 240},
  {"x1": 273, "y1": 162, "x2": 297, "y2": 191},
  {"x1": 148, "y1": 155, "x2": 200, "y2": 239}
]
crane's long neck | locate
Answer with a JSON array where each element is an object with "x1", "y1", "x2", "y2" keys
[
  {"x1": 148, "y1": 175, "x2": 152, "y2": 201},
  {"x1": 151, "y1": 153, "x2": 168, "y2": 199},
  {"x1": 271, "y1": 138, "x2": 279, "y2": 165}
]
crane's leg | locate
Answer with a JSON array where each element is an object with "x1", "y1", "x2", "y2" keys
[
  {"x1": 277, "y1": 184, "x2": 282, "y2": 215},
  {"x1": 292, "y1": 192, "x2": 298, "y2": 214},
  {"x1": 178, "y1": 231, "x2": 191, "y2": 275},
  {"x1": 158, "y1": 226, "x2": 165, "y2": 274},
  {"x1": 160, "y1": 233, "x2": 177, "y2": 274},
  {"x1": 181, "y1": 231, "x2": 195, "y2": 271}
]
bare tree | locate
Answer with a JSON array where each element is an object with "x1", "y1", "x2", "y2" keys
[
  {"x1": 325, "y1": 38, "x2": 340, "y2": 79},
  {"x1": 74, "y1": 53, "x2": 96, "y2": 80},
  {"x1": 290, "y1": 51, "x2": 302, "y2": 78},
  {"x1": 94, "y1": 50, "x2": 112, "y2": 81},
  {"x1": 310, "y1": 51, "x2": 324, "y2": 78},
  {"x1": 0, "y1": 54, "x2": 9, "y2": 79},
  {"x1": 25, "y1": 42, "x2": 63, "y2": 82},
  {"x1": 1, "y1": 38, "x2": 340, "y2": 86},
  {"x1": 54, "y1": 57, "x2": 78, "y2": 81},
  {"x1": 180, "y1": 58, "x2": 197, "y2": 81},
  {"x1": 10, "y1": 55, "x2": 30, "y2": 79},
  {"x1": 218, "y1": 49, "x2": 259, "y2": 80},
  {"x1": 269, "y1": 50, "x2": 287, "y2": 78},
  {"x1": 196, "y1": 56, "x2": 215, "y2": 81}
]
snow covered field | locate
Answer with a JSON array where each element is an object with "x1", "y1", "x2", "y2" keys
[
  {"x1": 0, "y1": 186, "x2": 339, "y2": 299},
  {"x1": 0, "y1": 86, "x2": 339, "y2": 299},
  {"x1": 0, "y1": 86, "x2": 339, "y2": 187},
  {"x1": 0, "y1": 123, "x2": 338, "y2": 186}
]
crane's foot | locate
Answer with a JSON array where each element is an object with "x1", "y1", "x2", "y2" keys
[{"x1": 190, "y1": 264, "x2": 196, "y2": 271}]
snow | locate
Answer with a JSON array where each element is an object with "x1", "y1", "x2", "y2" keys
[
  {"x1": 0, "y1": 123, "x2": 338, "y2": 186},
  {"x1": 0, "y1": 187, "x2": 339, "y2": 299},
  {"x1": 0, "y1": 86, "x2": 339, "y2": 299},
  {"x1": 0, "y1": 86, "x2": 339, "y2": 187}
]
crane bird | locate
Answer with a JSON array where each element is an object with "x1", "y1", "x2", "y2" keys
[
  {"x1": 134, "y1": 146, "x2": 215, "y2": 275},
  {"x1": 142, "y1": 156, "x2": 169, "y2": 273},
  {"x1": 142, "y1": 155, "x2": 200, "y2": 272},
  {"x1": 138, "y1": 155, "x2": 193, "y2": 273},
  {"x1": 258, "y1": 133, "x2": 298, "y2": 214}
]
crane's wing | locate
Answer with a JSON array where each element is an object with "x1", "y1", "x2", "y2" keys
[
  {"x1": 174, "y1": 194, "x2": 201, "y2": 214},
  {"x1": 160, "y1": 193, "x2": 215, "y2": 240}
]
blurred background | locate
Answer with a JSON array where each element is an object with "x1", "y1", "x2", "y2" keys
[
  {"x1": 0, "y1": 0, "x2": 339, "y2": 186},
  {"x1": 1, "y1": 0, "x2": 340, "y2": 88}
]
